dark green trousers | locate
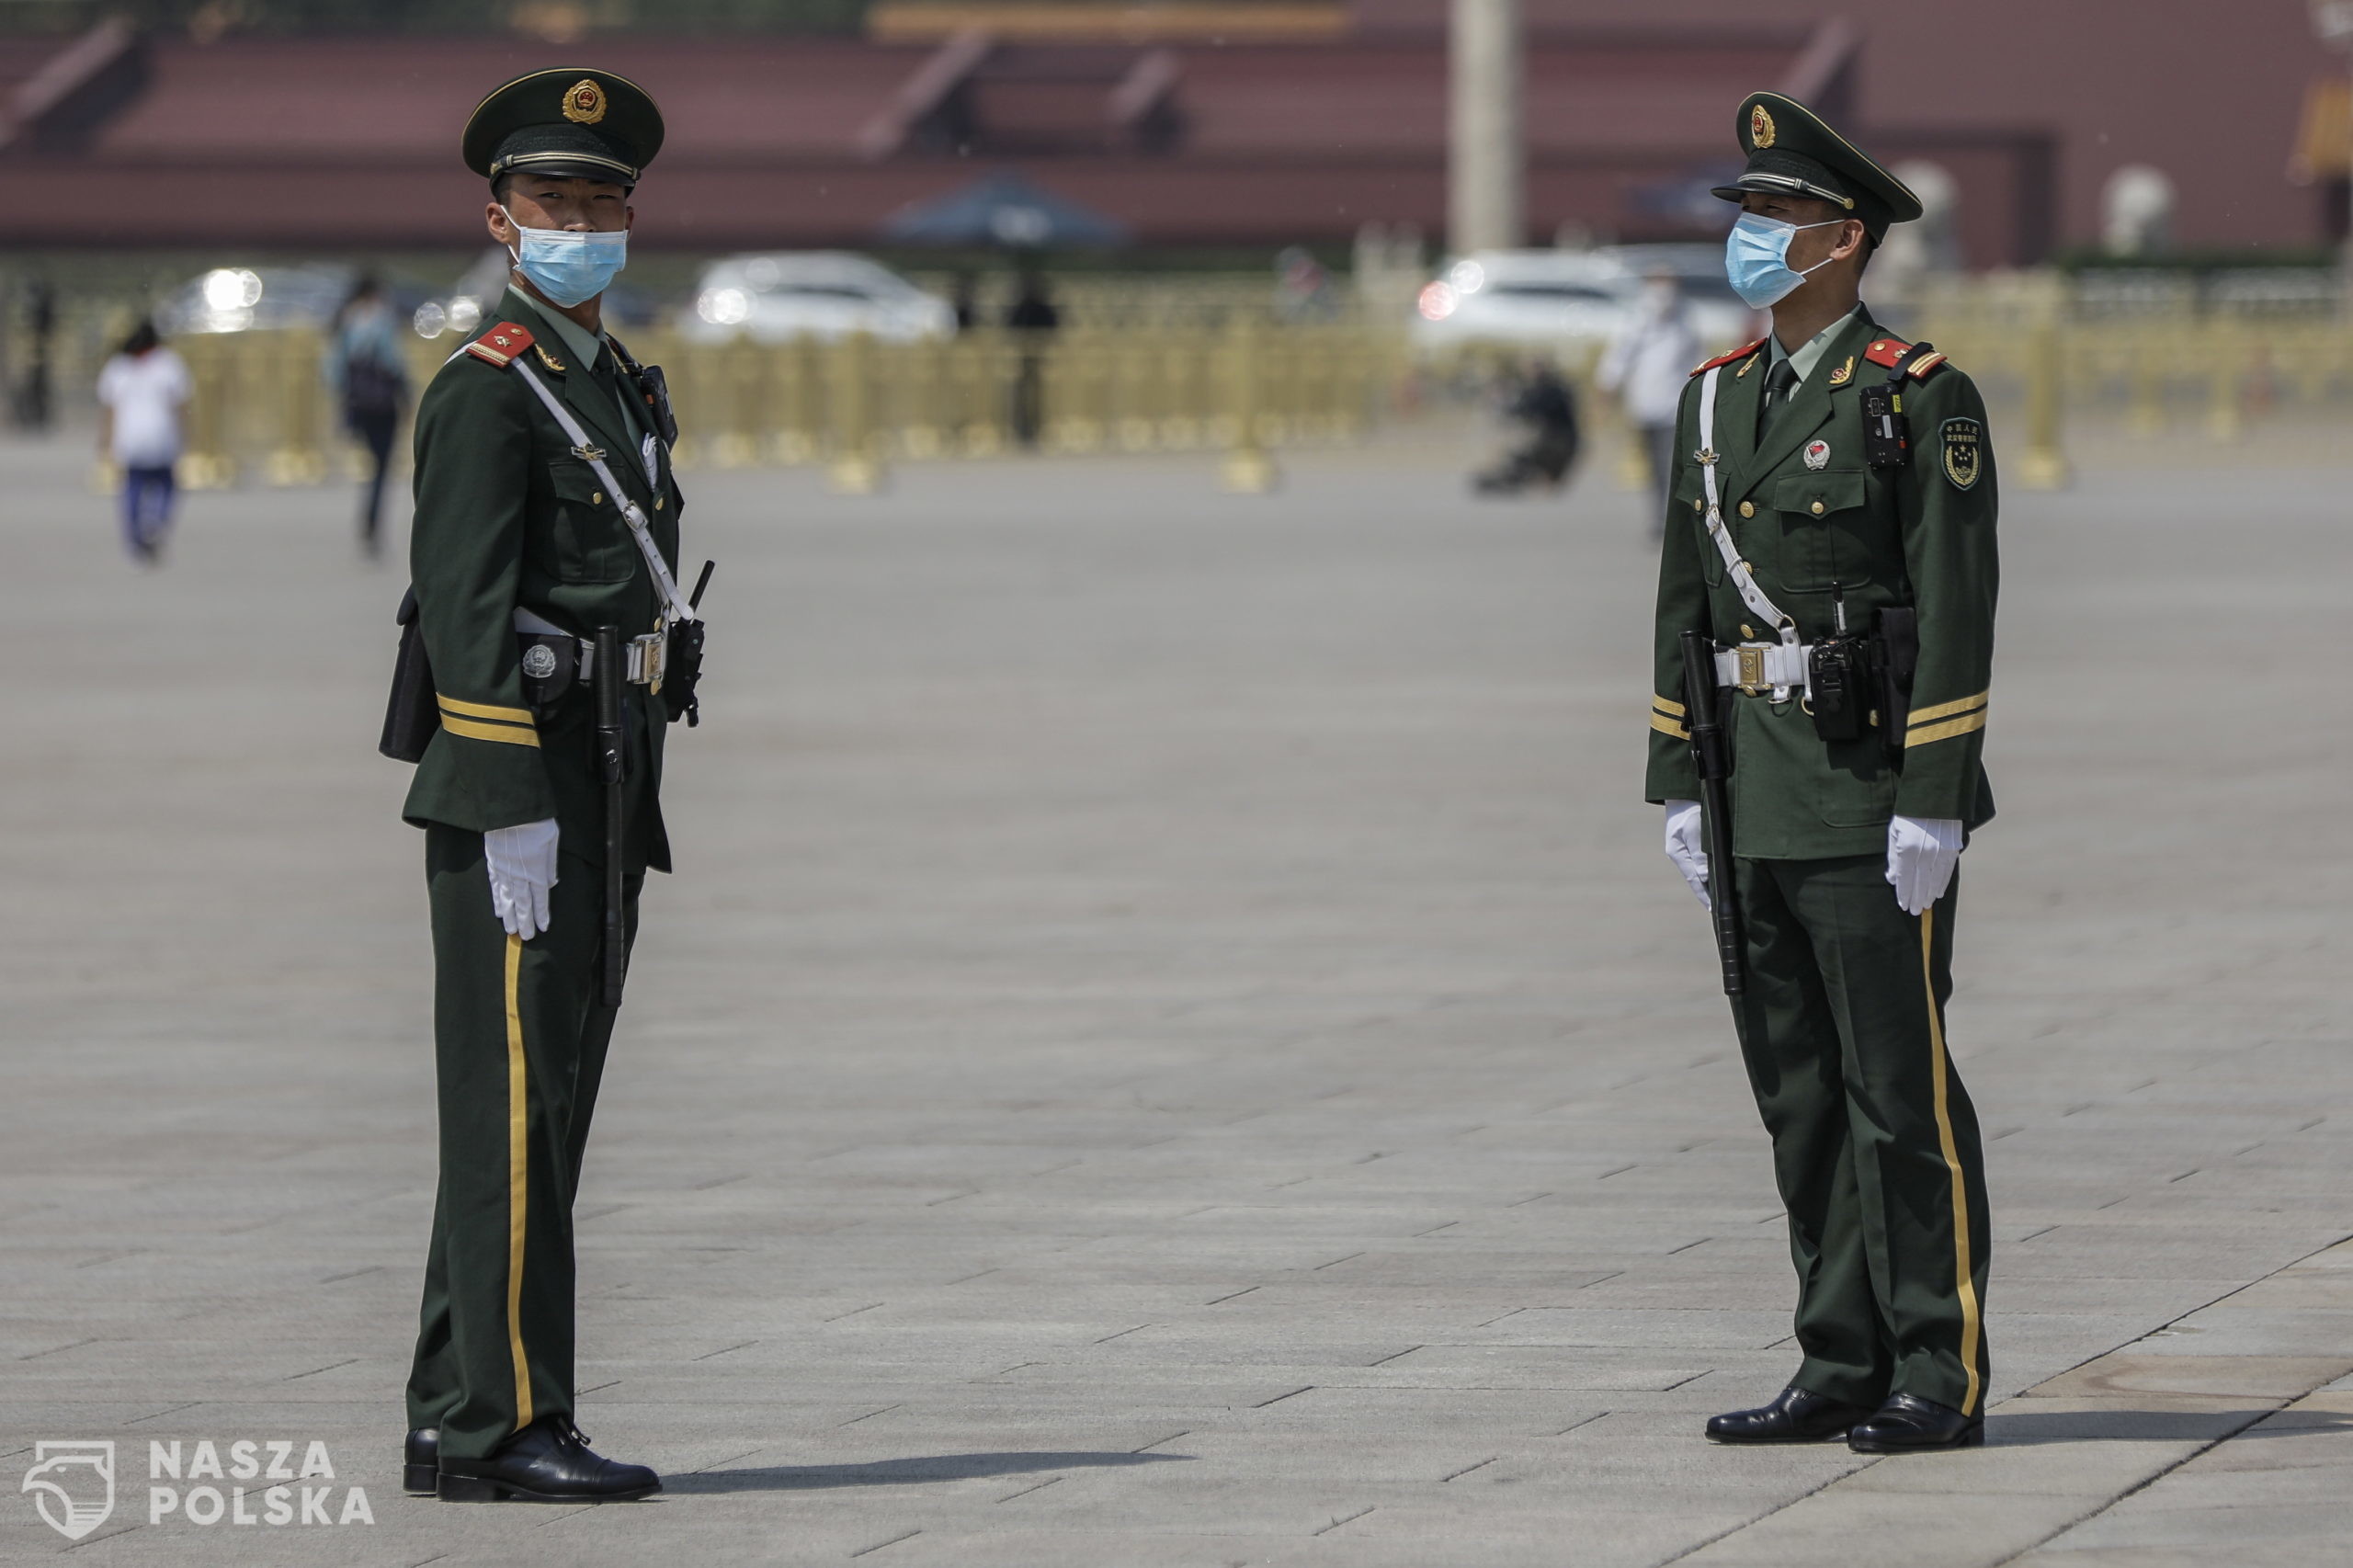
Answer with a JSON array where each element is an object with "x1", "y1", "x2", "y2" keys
[
  {"x1": 1729, "y1": 854, "x2": 1992, "y2": 1416},
  {"x1": 407, "y1": 823, "x2": 642, "y2": 1460}
]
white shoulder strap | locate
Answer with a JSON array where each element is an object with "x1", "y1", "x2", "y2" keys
[
  {"x1": 1696, "y1": 365, "x2": 1796, "y2": 647},
  {"x1": 510, "y1": 360, "x2": 695, "y2": 625}
]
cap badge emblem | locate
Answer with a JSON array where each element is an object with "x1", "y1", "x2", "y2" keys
[
  {"x1": 1803, "y1": 438, "x2": 1830, "y2": 471},
  {"x1": 562, "y1": 78, "x2": 608, "y2": 126},
  {"x1": 1750, "y1": 103, "x2": 1776, "y2": 149},
  {"x1": 522, "y1": 643, "x2": 560, "y2": 680}
]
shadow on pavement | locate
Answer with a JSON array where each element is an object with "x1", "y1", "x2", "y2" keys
[
  {"x1": 1986, "y1": 1409, "x2": 2353, "y2": 1446},
  {"x1": 668, "y1": 1450, "x2": 1194, "y2": 1493}
]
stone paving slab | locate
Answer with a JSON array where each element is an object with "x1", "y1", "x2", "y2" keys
[{"x1": 1, "y1": 434, "x2": 2349, "y2": 1564}]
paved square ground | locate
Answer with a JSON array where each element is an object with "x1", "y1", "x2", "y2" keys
[{"x1": 2, "y1": 425, "x2": 2348, "y2": 1566}]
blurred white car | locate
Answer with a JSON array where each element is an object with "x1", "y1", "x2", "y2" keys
[
  {"x1": 154, "y1": 266, "x2": 358, "y2": 335},
  {"x1": 1412, "y1": 247, "x2": 1754, "y2": 355},
  {"x1": 681, "y1": 253, "x2": 954, "y2": 345}
]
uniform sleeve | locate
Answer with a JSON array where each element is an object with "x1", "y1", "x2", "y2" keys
[
  {"x1": 408, "y1": 358, "x2": 558, "y2": 831},
  {"x1": 1643, "y1": 376, "x2": 1704, "y2": 803},
  {"x1": 1892, "y1": 368, "x2": 1998, "y2": 822}
]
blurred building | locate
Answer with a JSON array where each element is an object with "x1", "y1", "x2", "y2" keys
[{"x1": 0, "y1": 1, "x2": 2337, "y2": 261}]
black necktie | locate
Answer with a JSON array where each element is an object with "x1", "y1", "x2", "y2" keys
[{"x1": 1758, "y1": 358, "x2": 1800, "y2": 439}]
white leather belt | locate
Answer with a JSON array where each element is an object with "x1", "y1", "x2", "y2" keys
[{"x1": 1714, "y1": 641, "x2": 1814, "y2": 698}]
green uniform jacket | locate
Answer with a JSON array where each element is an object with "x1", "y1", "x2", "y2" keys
[
  {"x1": 401, "y1": 291, "x2": 684, "y2": 873},
  {"x1": 1644, "y1": 308, "x2": 1998, "y2": 859}
]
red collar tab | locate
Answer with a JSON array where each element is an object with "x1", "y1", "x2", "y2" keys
[
  {"x1": 1688, "y1": 337, "x2": 1768, "y2": 377},
  {"x1": 462, "y1": 322, "x2": 537, "y2": 369}
]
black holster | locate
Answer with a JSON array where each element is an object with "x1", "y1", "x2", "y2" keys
[{"x1": 380, "y1": 587, "x2": 439, "y2": 763}]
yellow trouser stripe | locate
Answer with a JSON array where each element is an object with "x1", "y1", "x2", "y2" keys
[
  {"x1": 438, "y1": 694, "x2": 537, "y2": 724},
  {"x1": 1650, "y1": 710, "x2": 1690, "y2": 740},
  {"x1": 1907, "y1": 688, "x2": 1990, "y2": 726},
  {"x1": 1920, "y1": 907, "x2": 1983, "y2": 1415},
  {"x1": 441, "y1": 716, "x2": 541, "y2": 748},
  {"x1": 503, "y1": 934, "x2": 534, "y2": 1430},
  {"x1": 1653, "y1": 693, "x2": 1687, "y2": 718},
  {"x1": 1905, "y1": 709, "x2": 1988, "y2": 748}
]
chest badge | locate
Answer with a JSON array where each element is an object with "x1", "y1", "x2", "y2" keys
[
  {"x1": 521, "y1": 642, "x2": 560, "y2": 680},
  {"x1": 1802, "y1": 438, "x2": 1831, "y2": 471},
  {"x1": 1827, "y1": 356, "x2": 1855, "y2": 387}
]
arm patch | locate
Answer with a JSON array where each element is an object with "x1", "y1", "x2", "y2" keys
[{"x1": 1939, "y1": 416, "x2": 1984, "y2": 490}]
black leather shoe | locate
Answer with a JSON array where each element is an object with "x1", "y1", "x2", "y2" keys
[
  {"x1": 437, "y1": 1418, "x2": 661, "y2": 1503},
  {"x1": 404, "y1": 1428, "x2": 438, "y2": 1495},
  {"x1": 1847, "y1": 1392, "x2": 1984, "y2": 1452},
  {"x1": 1706, "y1": 1386, "x2": 1876, "y2": 1444}
]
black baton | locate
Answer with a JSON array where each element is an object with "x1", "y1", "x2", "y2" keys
[
  {"x1": 594, "y1": 625, "x2": 628, "y2": 1007},
  {"x1": 1679, "y1": 630, "x2": 1745, "y2": 996}
]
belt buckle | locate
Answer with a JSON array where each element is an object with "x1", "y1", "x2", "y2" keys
[
  {"x1": 633, "y1": 631, "x2": 666, "y2": 695},
  {"x1": 1736, "y1": 643, "x2": 1767, "y2": 695}
]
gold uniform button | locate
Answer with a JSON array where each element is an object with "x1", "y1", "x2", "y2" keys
[
  {"x1": 1692, "y1": 498, "x2": 1703, "y2": 512},
  {"x1": 1811, "y1": 500, "x2": 1826, "y2": 516},
  {"x1": 1738, "y1": 501, "x2": 1755, "y2": 518},
  {"x1": 1740, "y1": 623, "x2": 1756, "y2": 639},
  {"x1": 590, "y1": 492, "x2": 604, "y2": 506},
  {"x1": 654, "y1": 497, "x2": 665, "y2": 510}
]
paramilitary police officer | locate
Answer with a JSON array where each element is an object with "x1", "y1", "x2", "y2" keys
[
  {"x1": 1646, "y1": 93, "x2": 1998, "y2": 1453},
  {"x1": 389, "y1": 67, "x2": 705, "y2": 1503}
]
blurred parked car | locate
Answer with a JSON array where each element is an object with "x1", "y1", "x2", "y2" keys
[
  {"x1": 154, "y1": 266, "x2": 368, "y2": 335},
  {"x1": 1412, "y1": 246, "x2": 1752, "y2": 355},
  {"x1": 681, "y1": 253, "x2": 954, "y2": 345}
]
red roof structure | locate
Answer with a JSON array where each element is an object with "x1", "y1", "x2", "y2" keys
[{"x1": 0, "y1": 1, "x2": 2333, "y2": 260}]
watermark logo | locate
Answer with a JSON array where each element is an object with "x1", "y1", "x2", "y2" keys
[
  {"x1": 21, "y1": 1441, "x2": 115, "y2": 1540},
  {"x1": 21, "y1": 1438, "x2": 373, "y2": 1537}
]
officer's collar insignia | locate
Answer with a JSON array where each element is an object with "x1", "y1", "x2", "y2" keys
[
  {"x1": 1803, "y1": 438, "x2": 1830, "y2": 471},
  {"x1": 1749, "y1": 103, "x2": 1776, "y2": 149},
  {"x1": 1827, "y1": 356, "x2": 1854, "y2": 386},
  {"x1": 533, "y1": 345, "x2": 567, "y2": 373},
  {"x1": 563, "y1": 79, "x2": 608, "y2": 125}
]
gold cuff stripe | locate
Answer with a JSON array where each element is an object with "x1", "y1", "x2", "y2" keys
[
  {"x1": 438, "y1": 694, "x2": 536, "y2": 724},
  {"x1": 441, "y1": 716, "x2": 542, "y2": 748},
  {"x1": 1907, "y1": 689, "x2": 1991, "y2": 726},
  {"x1": 1652, "y1": 694, "x2": 1687, "y2": 718},
  {"x1": 1650, "y1": 710, "x2": 1690, "y2": 740},
  {"x1": 1920, "y1": 908, "x2": 1984, "y2": 1416},
  {"x1": 503, "y1": 933, "x2": 535, "y2": 1430},
  {"x1": 1905, "y1": 710, "x2": 1988, "y2": 748}
]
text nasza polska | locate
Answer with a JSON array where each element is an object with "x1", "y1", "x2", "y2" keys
[{"x1": 146, "y1": 1441, "x2": 373, "y2": 1525}]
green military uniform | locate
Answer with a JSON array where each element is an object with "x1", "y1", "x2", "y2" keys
[
  {"x1": 401, "y1": 71, "x2": 687, "y2": 1465},
  {"x1": 1646, "y1": 95, "x2": 1998, "y2": 1422}
]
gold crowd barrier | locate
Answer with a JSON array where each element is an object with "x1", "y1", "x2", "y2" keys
[{"x1": 154, "y1": 321, "x2": 1402, "y2": 494}]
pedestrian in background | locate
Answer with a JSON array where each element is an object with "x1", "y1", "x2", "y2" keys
[
  {"x1": 1597, "y1": 267, "x2": 1700, "y2": 534},
  {"x1": 1472, "y1": 357, "x2": 1581, "y2": 494},
  {"x1": 94, "y1": 318, "x2": 191, "y2": 564},
  {"x1": 326, "y1": 274, "x2": 413, "y2": 559},
  {"x1": 1005, "y1": 268, "x2": 1059, "y2": 448}
]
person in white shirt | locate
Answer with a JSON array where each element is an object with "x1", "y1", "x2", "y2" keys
[
  {"x1": 1596, "y1": 270, "x2": 1701, "y2": 534},
  {"x1": 95, "y1": 320, "x2": 193, "y2": 563}
]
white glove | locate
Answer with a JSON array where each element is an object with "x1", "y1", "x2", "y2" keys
[
  {"x1": 1664, "y1": 799, "x2": 1711, "y2": 911},
  {"x1": 484, "y1": 819, "x2": 560, "y2": 939},
  {"x1": 1885, "y1": 814, "x2": 1963, "y2": 916}
]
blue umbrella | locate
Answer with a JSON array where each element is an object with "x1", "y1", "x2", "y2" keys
[{"x1": 881, "y1": 171, "x2": 1130, "y2": 250}]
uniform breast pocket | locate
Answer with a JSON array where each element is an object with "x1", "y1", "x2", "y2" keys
[
  {"x1": 545, "y1": 461, "x2": 634, "y2": 584},
  {"x1": 1770, "y1": 469, "x2": 1868, "y2": 592}
]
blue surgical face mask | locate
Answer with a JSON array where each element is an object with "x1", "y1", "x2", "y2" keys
[
  {"x1": 502, "y1": 208, "x2": 629, "y2": 308},
  {"x1": 1723, "y1": 212, "x2": 1844, "y2": 309}
]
